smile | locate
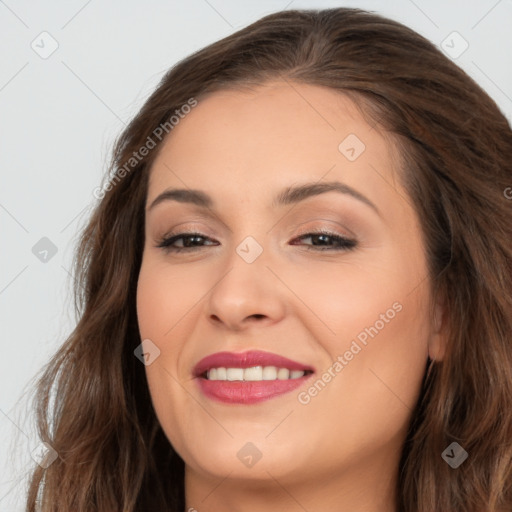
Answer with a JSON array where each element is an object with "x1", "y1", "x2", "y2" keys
[
  {"x1": 193, "y1": 350, "x2": 315, "y2": 404},
  {"x1": 206, "y1": 366, "x2": 311, "y2": 381}
]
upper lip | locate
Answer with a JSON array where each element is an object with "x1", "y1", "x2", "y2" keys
[{"x1": 193, "y1": 350, "x2": 315, "y2": 378}]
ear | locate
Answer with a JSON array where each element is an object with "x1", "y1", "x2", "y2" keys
[{"x1": 428, "y1": 295, "x2": 449, "y2": 361}]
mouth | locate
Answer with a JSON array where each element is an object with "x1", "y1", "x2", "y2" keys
[
  {"x1": 200, "y1": 367, "x2": 314, "y2": 381},
  {"x1": 193, "y1": 350, "x2": 315, "y2": 404}
]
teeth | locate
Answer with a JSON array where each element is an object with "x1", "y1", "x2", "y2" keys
[
  {"x1": 226, "y1": 368, "x2": 244, "y2": 381},
  {"x1": 262, "y1": 366, "x2": 277, "y2": 380},
  {"x1": 244, "y1": 366, "x2": 263, "y2": 381},
  {"x1": 277, "y1": 368, "x2": 290, "y2": 380},
  {"x1": 206, "y1": 366, "x2": 306, "y2": 381}
]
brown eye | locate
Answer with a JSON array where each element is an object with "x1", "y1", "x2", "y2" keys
[
  {"x1": 156, "y1": 232, "x2": 219, "y2": 253},
  {"x1": 290, "y1": 230, "x2": 357, "y2": 251}
]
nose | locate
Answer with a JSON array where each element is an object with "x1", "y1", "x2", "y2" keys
[{"x1": 205, "y1": 242, "x2": 286, "y2": 332}]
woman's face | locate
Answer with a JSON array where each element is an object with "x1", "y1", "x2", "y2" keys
[{"x1": 136, "y1": 81, "x2": 445, "y2": 495}]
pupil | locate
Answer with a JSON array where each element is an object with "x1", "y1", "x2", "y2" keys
[
  {"x1": 185, "y1": 235, "x2": 203, "y2": 247},
  {"x1": 314, "y1": 234, "x2": 329, "y2": 245}
]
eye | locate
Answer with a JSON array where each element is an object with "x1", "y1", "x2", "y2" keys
[
  {"x1": 155, "y1": 229, "x2": 357, "y2": 253},
  {"x1": 155, "y1": 232, "x2": 218, "y2": 253},
  {"x1": 290, "y1": 229, "x2": 357, "y2": 252}
]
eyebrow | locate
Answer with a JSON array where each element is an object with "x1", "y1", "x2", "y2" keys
[{"x1": 147, "y1": 181, "x2": 380, "y2": 216}]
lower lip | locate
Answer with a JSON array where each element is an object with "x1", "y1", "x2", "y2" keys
[{"x1": 196, "y1": 375, "x2": 313, "y2": 404}]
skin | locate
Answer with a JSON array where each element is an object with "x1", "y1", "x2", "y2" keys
[{"x1": 136, "y1": 81, "x2": 447, "y2": 512}]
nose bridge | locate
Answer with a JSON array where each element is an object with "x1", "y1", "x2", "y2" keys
[
  {"x1": 205, "y1": 230, "x2": 285, "y2": 329},
  {"x1": 234, "y1": 234, "x2": 265, "y2": 265},
  {"x1": 216, "y1": 231, "x2": 269, "y2": 301}
]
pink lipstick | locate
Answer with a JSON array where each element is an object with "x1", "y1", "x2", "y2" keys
[{"x1": 193, "y1": 350, "x2": 315, "y2": 404}]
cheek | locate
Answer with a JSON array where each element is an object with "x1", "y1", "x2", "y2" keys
[
  {"x1": 136, "y1": 258, "x2": 204, "y2": 340},
  {"x1": 136, "y1": 259, "x2": 203, "y2": 458},
  {"x1": 287, "y1": 246, "x2": 430, "y2": 410},
  {"x1": 278, "y1": 247, "x2": 423, "y2": 349},
  {"x1": 294, "y1": 289, "x2": 430, "y2": 463}
]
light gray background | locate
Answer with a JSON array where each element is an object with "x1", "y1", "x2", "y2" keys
[{"x1": 1, "y1": 0, "x2": 511, "y2": 509}]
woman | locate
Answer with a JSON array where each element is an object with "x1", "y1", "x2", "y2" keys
[{"x1": 26, "y1": 7, "x2": 512, "y2": 512}]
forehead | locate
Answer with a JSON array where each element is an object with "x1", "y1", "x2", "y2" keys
[{"x1": 147, "y1": 81, "x2": 404, "y2": 211}]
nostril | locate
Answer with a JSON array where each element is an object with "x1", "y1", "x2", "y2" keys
[{"x1": 250, "y1": 314, "x2": 265, "y2": 320}]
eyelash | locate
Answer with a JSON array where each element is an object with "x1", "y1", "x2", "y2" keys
[{"x1": 155, "y1": 229, "x2": 357, "y2": 253}]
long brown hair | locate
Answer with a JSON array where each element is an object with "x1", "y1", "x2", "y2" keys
[{"x1": 25, "y1": 7, "x2": 512, "y2": 511}]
